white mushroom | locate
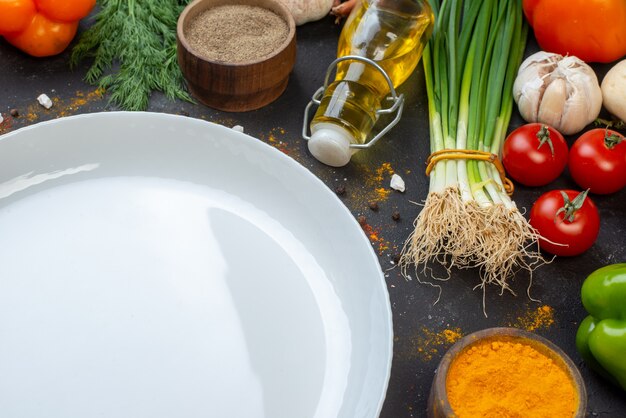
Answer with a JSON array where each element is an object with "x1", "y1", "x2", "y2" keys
[
  {"x1": 513, "y1": 51, "x2": 602, "y2": 135},
  {"x1": 601, "y1": 59, "x2": 626, "y2": 123}
]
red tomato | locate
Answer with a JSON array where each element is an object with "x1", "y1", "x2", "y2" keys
[
  {"x1": 529, "y1": 189, "x2": 600, "y2": 257},
  {"x1": 3, "y1": 12, "x2": 78, "y2": 57},
  {"x1": 33, "y1": 0, "x2": 96, "y2": 23},
  {"x1": 569, "y1": 129, "x2": 626, "y2": 195},
  {"x1": 502, "y1": 123, "x2": 568, "y2": 187},
  {"x1": 0, "y1": 0, "x2": 36, "y2": 34}
]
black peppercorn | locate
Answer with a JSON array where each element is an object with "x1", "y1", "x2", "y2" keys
[
  {"x1": 335, "y1": 185, "x2": 346, "y2": 196},
  {"x1": 392, "y1": 210, "x2": 401, "y2": 221},
  {"x1": 10, "y1": 109, "x2": 19, "y2": 117},
  {"x1": 369, "y1": 201, "x2": 379, "y2": 211}
]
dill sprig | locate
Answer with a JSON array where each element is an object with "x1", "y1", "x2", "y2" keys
[{"x1": 70, "y1": 0, "x2": 193, "y2": 111}]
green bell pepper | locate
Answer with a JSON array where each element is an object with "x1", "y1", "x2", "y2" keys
[{"x1": 576, "y1": 263, "x2": 626, "y2": 390}]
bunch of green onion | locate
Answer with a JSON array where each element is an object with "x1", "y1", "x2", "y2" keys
[{"x1": 401, "y1": 0, "x2": 545, "y2": 306}]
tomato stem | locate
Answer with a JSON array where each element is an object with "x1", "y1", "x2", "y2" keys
[
  {"x1": 556, "y1": 189, "x2": 589, "y2": 223},
  {"x1": 536, "y1": 124, "x2": 554, "y2": 155},
  {"x1": 604, "y1": 128, "x2": 624, "y2": 149},
  {"x1": 595, "y1": 118, "x2": 626, "y2": 130}
]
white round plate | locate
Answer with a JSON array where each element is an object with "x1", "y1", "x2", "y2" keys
[{"x1": 0, "y1": 112, "x2": 392, "y2": 418}]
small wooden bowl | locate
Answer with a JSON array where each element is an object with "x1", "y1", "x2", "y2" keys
[
  {"x1": 177, "y1": 0, "x2": 296, "y2": 112},
  {"x1": 427, "y1": 328, "x2": 587, "y2": 418}
]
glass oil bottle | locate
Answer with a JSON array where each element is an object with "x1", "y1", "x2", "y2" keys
[{"x1": 303, "y1": 0, "x2": 434, "y2": 167}]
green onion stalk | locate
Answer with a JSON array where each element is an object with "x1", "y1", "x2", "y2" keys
[{"x1": 400, "y1": 0, "x2": 545, "y2": 308}]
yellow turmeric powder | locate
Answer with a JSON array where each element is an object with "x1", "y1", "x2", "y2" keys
[{"x1": 446, "y1": 338, "x2": 578, "y2": 417}]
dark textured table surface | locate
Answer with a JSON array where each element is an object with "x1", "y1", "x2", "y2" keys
[{"x1": 1, "y1": 13, "x2": 625, "y2": 418}]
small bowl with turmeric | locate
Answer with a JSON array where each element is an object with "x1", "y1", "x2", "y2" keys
[
  {"x1": 428, "y1": 327, "x2": 587, "y2": 418},
  {"x1": 177, "y1": 0, "x2": 296, "y2": 112}
]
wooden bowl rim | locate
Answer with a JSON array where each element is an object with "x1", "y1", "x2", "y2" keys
[{"x1": 177, "y1": 0, "x2": 296, "y2": 68}]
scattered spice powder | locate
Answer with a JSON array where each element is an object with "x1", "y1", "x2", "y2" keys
[
  {"x1": 368, "y1": 163, "x2": 394, "y2": 202},
  {"x1": 55, "y1": 88, "x2": 105, "y2": 118},
  {"x1": 373, "y1": 162, "x2": 394, "y2": 183},
  {"x1": 446, "y1": 338, "x2": 578, "y2": 417},
  {"x1": 25, "y1": 110, "x2": 38, "y2": 122},
  {"x1": 0, "y1": 113, "x2": 12, "y2": 135},
  {"x1": 262, "y1": 127, "x2": 290, "y2": 155},
  {"x1": 185, "y1": 5, "x2": 289, "y2": 63},
  {"x1": 513, "y1": 305, "x2": 555, "y2": 332},
  {"x1": 1, "y1": 89, "x2": 105, "y2": 135},
  {"x1": 442, "y1": 328, "x2": 463, "y2": 343},
  {"x1": 8, "y1": 88, "x2": 105, "y2": 129},
  {"x1": 343, "y1": 162, "x2": 396, "y2": 210},
  {"x1": 358, "y1": 218, "x2": 391, "y2": 254},
  {"x1": 404, "y1": 327, "x2": 464, "y2": 361},
  {"x1": 375, "y1": 186, "x2": 391, "y2": 200}
]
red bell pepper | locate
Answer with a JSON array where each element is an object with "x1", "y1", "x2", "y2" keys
[{"x1": 523, "y1": 0, "x2": 626, "y2": 63}]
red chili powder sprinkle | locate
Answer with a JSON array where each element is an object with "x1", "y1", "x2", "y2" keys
[
  {"x1": 0, "y1": 114, "x2": 14, "y2": 134},
  {"x1": 359, "y1": 219, "x2": 391, "y2": 254}
]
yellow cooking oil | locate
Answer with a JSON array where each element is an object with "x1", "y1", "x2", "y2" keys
[{"x1": 310, "y1": 0, "x2": 433, "y2": 152}]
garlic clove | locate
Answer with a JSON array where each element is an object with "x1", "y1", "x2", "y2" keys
[
  {"x1": 559, "y1": 93, "x2": 592, "y2": 135},
  {"x1": 538, "y1": 77, "x2": 567, "y2": 130},
  {"x1": 514, "y1": 52, "x2": 560, "y2": 123},
  {"x1": 558, "y1": 58, "x2": 602, "y2": 135},
  {"x1": 556, "y1": 71, "x2": 603, "y2": 135},
  {"x1": 390, "y1": 173, "x2": 405, "y2": 192},
  {"x1": 515, "y1": 76, "x2": 542, "y2": 122}
]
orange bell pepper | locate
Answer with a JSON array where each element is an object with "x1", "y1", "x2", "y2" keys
[
  {"x1": 0, "y1": 0, "x2": 95, "y2": 57},
  {"x1": 523, "y1": 0, "x2": 626, "y2": 63}
]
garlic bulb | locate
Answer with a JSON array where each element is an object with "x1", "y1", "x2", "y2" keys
[
  {"x1": 513, "y1": 51, "x2": 602, "y2": 135},
  {"x1": 281, "y1": 0, "x2": 334, "y2": 25}
]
